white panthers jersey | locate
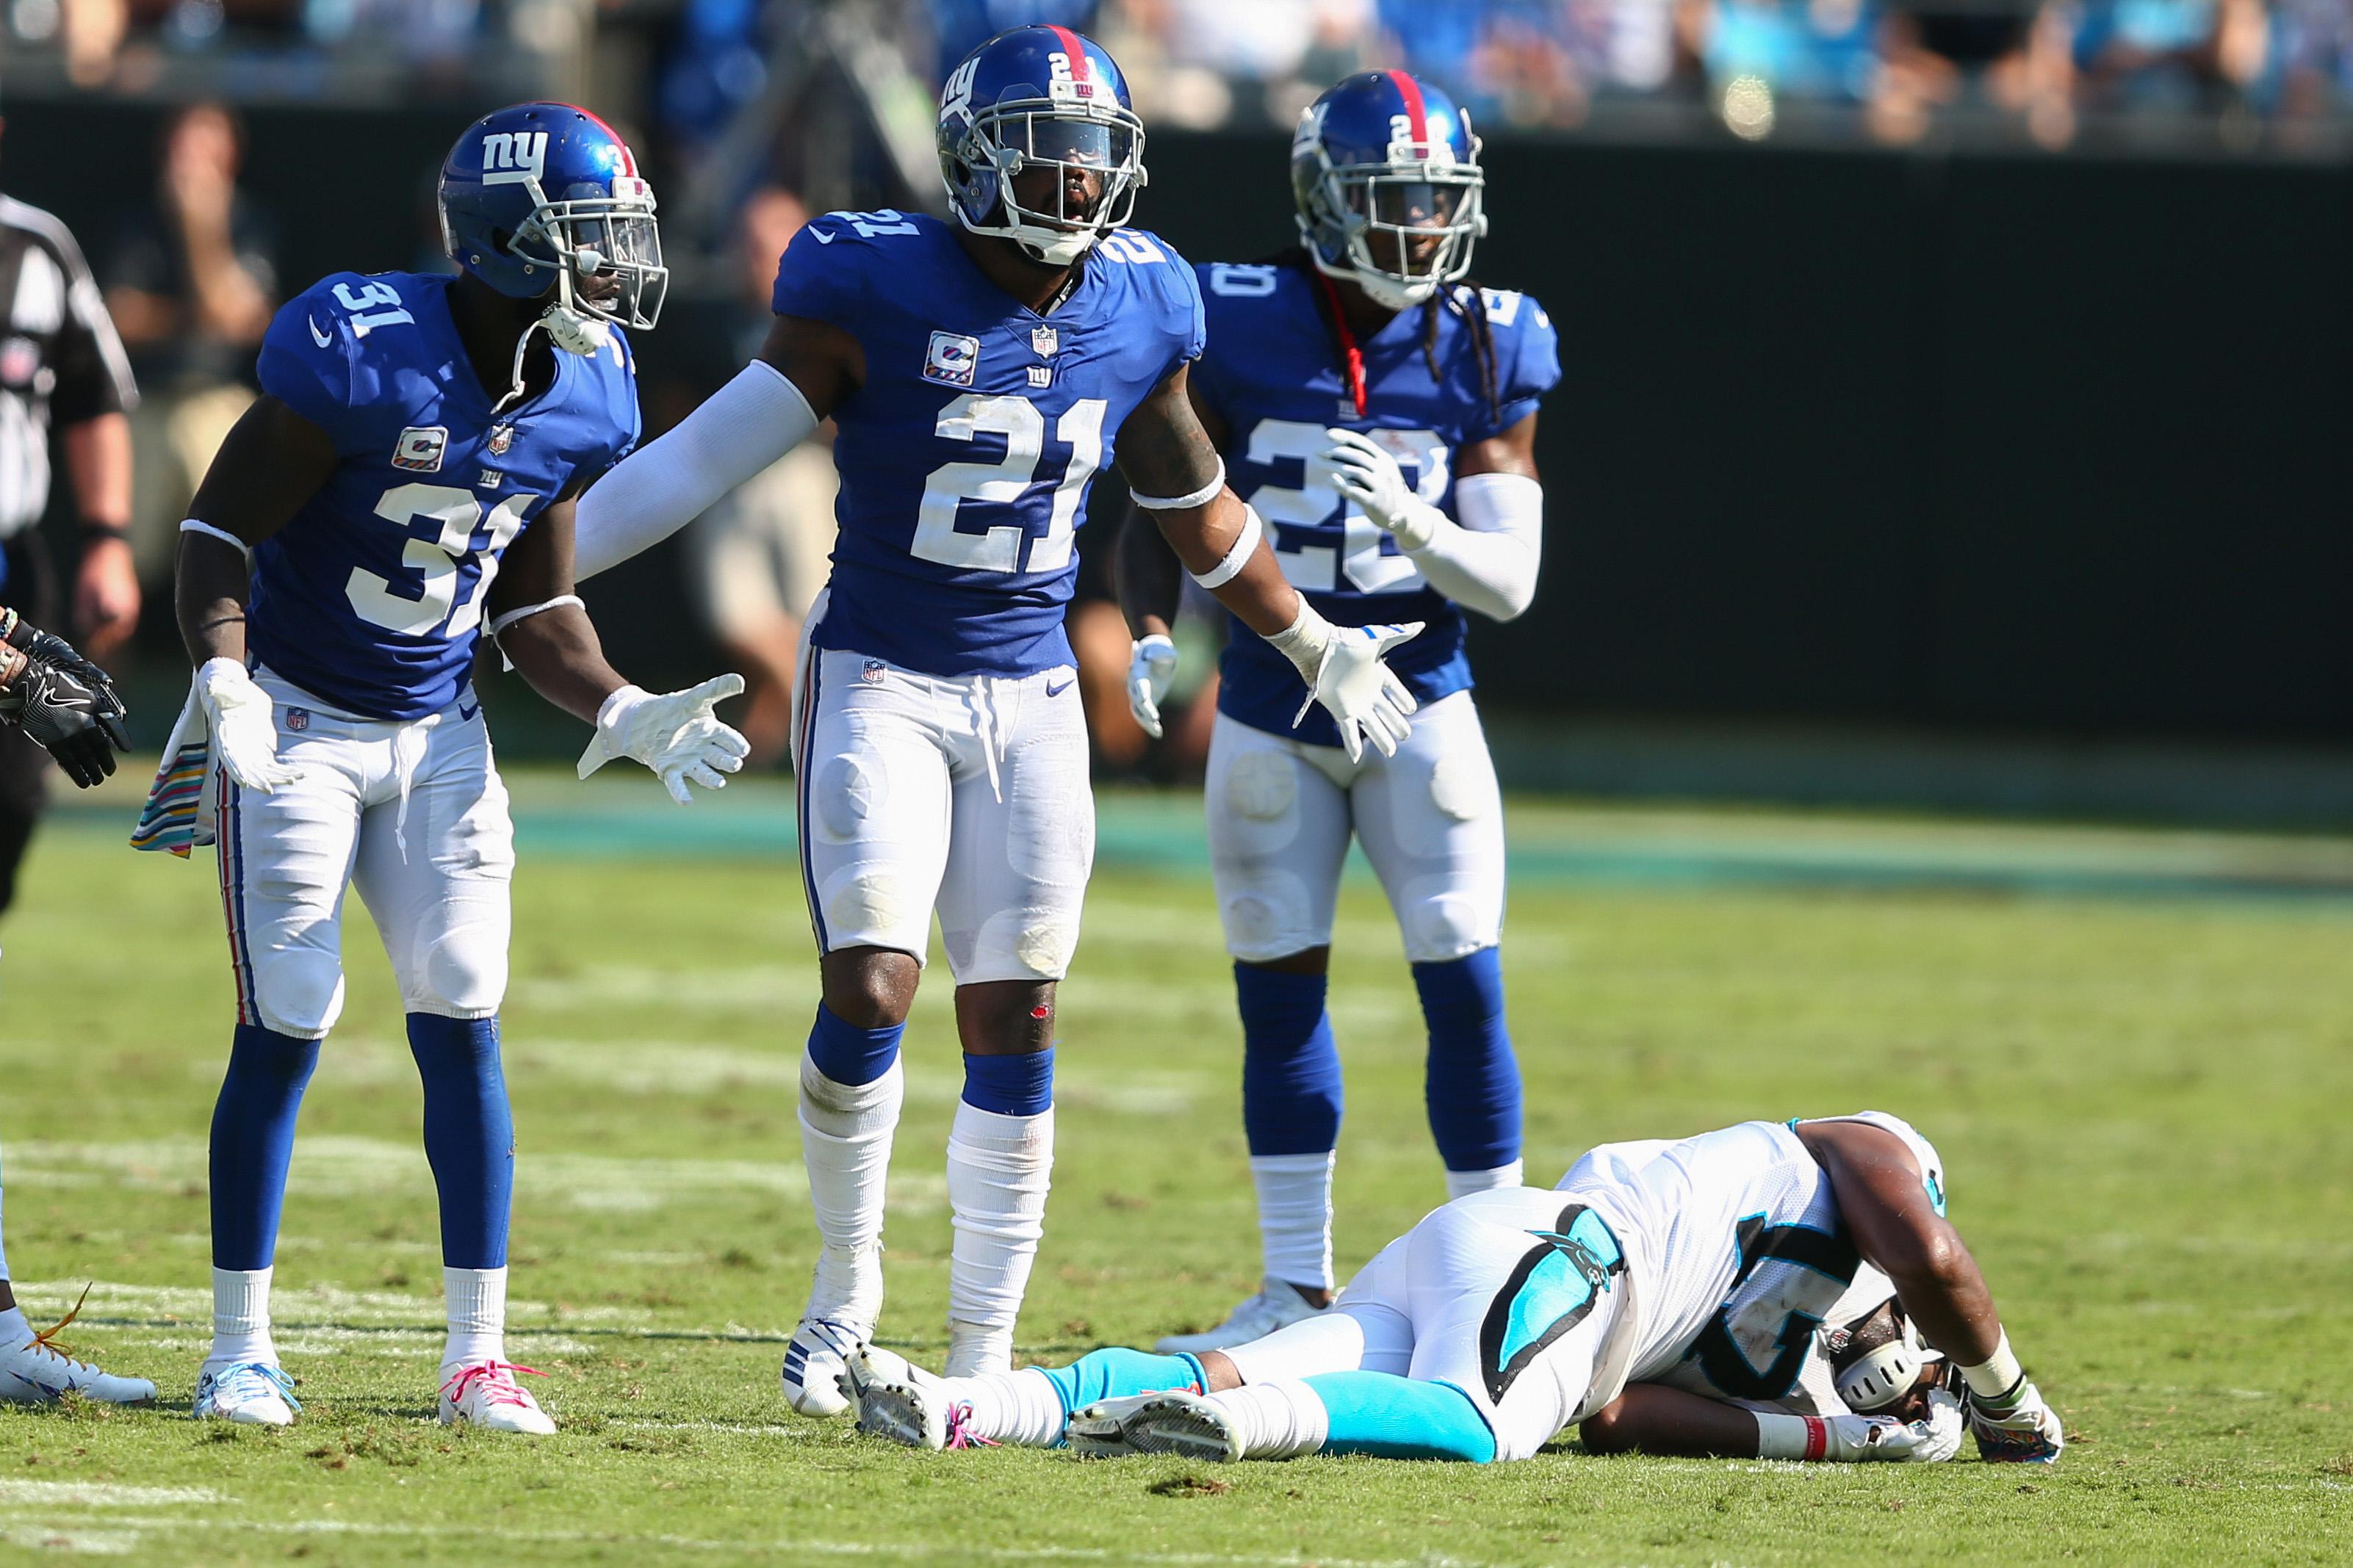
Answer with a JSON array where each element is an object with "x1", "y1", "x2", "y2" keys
[{"x1": 1555, "y1": 1112, "x2": 1945, "y2": 1417}]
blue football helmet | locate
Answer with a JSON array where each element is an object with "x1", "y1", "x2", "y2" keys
[
  {"x1": 439, "y1": 102, "x2": 666, "y2": 333},
  {"x1": 938, "y1": 25, "x2": 1146, "y2": 267},
  {"x1": 1293, "y1": 71, "x2": 1486, "y2": 311}
]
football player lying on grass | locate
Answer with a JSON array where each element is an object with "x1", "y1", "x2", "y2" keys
[{"x1": 842, "y1": 1113, "x2": 2064, "y2": 1465}]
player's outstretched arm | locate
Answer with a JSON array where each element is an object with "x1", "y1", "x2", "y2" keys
[
  {"x1": 571, "y1": 313, "x2": 855, "y2": 582},
  {"x1": 1323, "y1": 413, "x2": 1546, "y2": 624},
  {"x1": 1578, "y1": 1383, "x2": 1939, "y2": 1464},
  {"x1": 175, "y1": 394, "x2": 341, "y2": 792},
  {"x1": 489, "y1": 497, "x2": 748, "y2": 806},
  {"x1": 1120, "y1": 366, "x2": 1419, "y2": 762},
  {"x1": 1798, "y1": 1119, "x2": 2064, "y2": 1462}
]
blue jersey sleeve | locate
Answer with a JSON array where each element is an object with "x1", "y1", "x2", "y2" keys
[
  {"x1": 257, "y1": 281, "x2": 370, "y2": 453},
  {"x1": 1469, "y1": 288, "x2": 1560, "y2": 442},
  {"x1": 770, "y1": 212, "x2": 881, "y2": 330}
]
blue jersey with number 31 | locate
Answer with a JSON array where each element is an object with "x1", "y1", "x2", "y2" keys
[
  {"x1": 772, "y1": 209, "x2": 1203, "y2": 677},
  {"x1": 1193, "y1": 261, "x2": 1560, "y2": 748},
  {"x1": 248, "y1": 270, "x2": 641, "y2": 720}
]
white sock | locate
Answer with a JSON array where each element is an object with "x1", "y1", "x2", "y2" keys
[
  {"x1": 1444, "y1": 1159, "x2": 1524, "y2": 1201},
  {"x1": 797, "y1": 1055, "x2": 904, "y2": 1330},
  {"x1": 1252, "y1": 1152, "x2": 1336, "y2": 1293},
  {"x1": 0, "y1": 1305, "x2": 28, "y2": 1350},
  {"x1": 441, "y1": 1265, "x2": 507, "y2": 1371},
  {"x1": 208, "y1": 1265, "x2": 276, "y2": 1369},
  {"x1": 940, "y1": 1366, "x2": 1069, "y2": 1448},
  {"x1": 1207, "y1": 1379, "x2": 1330, "y2": 1459},
  {"x1": 943, "y1": 1100, "x2": 1053, "y2": 1377}
]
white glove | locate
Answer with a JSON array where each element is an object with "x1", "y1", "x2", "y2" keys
[
  {"x1": 1265, "y1": 607, "x2": 1421, "y2": 763},
  {"x1": 577, "y1": 676, "x2": 751, "y2": 805},
  {"x1": 1323, "y1": 427, "x2": 1442, "y2": 550},
  {"x1": 195, "y1": 657, "x2": 302, "y2": 794},
  {"x1": 1968, "y1": 1379, "x2": 2064, "y2": 1463},
  {"x1": 1126, "y1": 634, "x2": 1178, "y2": 739},
  {"x1": 1824, "y1": 1414, "x2": 1923, "y2": 1462},
  {"x1": 1903, "y1": 1387, "x2": 1966, "y2": 1464}
]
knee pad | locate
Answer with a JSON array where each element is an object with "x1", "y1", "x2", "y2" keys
[
  {"x1": 406, "y1": 920, "x2": 509, "y2": 1019},
  {"x1": 815, "y1": 753, "x2": 886, "y2": 842},
  {"x1": 821, "y1": 866, "x2": 918, "y2": 950},
  {"x1": 249, "y1": 948, "x2": 347, "y2": 1039},
  {"x1": 1220, "y1": 874, "x2": 1319, "y2": 963},
  {"x1": 1225, "y1": 748, "x2": 1298, "y2": 825},
  {"x1": 1404, "y1": 892, "x2": 1493, "y2": 965},
  {"x1": 1426, "y1": 749, "x2": 1499, "y2": 824}
]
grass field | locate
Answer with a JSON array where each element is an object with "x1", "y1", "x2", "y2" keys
[{"x1": 1, "y1": 773, "x2": 2349, "y2": 1564}]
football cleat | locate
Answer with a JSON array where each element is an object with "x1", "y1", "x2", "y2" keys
[
  {"x1": 439, "y1": 1360, "x2": 556, "y2": 1436},
  {"x1": 1067, "y1": 1391, "x2": 1242, "y2": 1463},
  {"x1": 1154, "y1": 1278, "x2": 1327, "y2": 1354},
  {"x1": 0, "y1": 1293, "x2": 156, "y2": 1406},
  {"x1": 192, "y1": 1361, "x2": 299, "y2": 1426},
  {"x1": 843, "y1": 1343, "x2": 994, "y2": 1450},
  {"x1": 781, "y1": 1315, "x2": 864, "y2": 1417}
]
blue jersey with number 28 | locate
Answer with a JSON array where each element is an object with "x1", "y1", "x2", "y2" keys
[
  {"x1": 1193, "y1": 261, "x2": 1560, "y2": 748},
  {"x1": 772, "y1": 210, "x2": 1203, "y2": 677},
  {"x1": 248, "y1": 270, "x2": 640, "y2": 720}
]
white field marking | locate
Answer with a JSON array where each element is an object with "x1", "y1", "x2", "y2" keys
[
  {"x1": 6, "y1": 1278, "x2": 642, "y2": 1330},
  {"x1": 119, "y1": 1329, "x2": 596, "y2": 1360},
  {"x1": 0, "y1": 1526, "x2": 142, "y2": 1556},
  {"x1": 0, "y1": 1514, "x2": 1507, "y2": 1567},
  {"x1": 0, "y1": 1481, "x2": 223, "y2": 1507}
]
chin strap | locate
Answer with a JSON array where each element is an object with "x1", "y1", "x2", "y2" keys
[{"x1": 492, "y1": 305, "x2": 612, "y2": 416}]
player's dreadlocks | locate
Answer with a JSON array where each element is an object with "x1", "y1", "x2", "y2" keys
[{"x1": 1270, "y1": 246, "x2": 1504, "y2": 430}]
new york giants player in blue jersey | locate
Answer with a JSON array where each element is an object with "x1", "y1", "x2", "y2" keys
[
  {"x1": 1120, "y1": 72, "x2": 1562, "y2": 1354},
  {"x1": 572, "y1": 26, "x2": 1418, "y2": 1415},
  {"x1": 165, "y1": 105, "x2": 746, "y2": 1432}
]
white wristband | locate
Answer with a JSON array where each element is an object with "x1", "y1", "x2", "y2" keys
[
  {"x1": 1188, "y1": 505, "x2": 1262, "y2": 590},
  {"x1": 1130, "y1": 457, "x2": 1226, "y2": 512},
  {"x1": 1959, "y1": 1332, "x2": 2025, "y2": 1403},
  {"x1": 180, "y1": 518, "x2": 252, "y2": 558},
  {"x1": 1261, "y1": 596, "x2": 1333, "y2": 684},
  {"x1": 488, "y1": 594, "x2": 585, "y2": 638}
]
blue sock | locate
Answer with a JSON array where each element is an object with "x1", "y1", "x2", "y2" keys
[
  {"x1": 209, "y1": 1024, "x2": 322, "y2": 1271},
  {"x1": 1414, "y1": 950, "x2": 1521, "y2": 1173},
  {"x1": 807, "y1": 1002, "x2": 904, "y2": 1086},
  {"x1": 962, "y1": 1048, "x2": 1054, "y2": 1117},
  {"x1": 1304, "y1": 1371, "x2": 1498, "y2": 1462},
  {"x1": 1233, "y1": 964, "x2": 1342, "y2": 1156},
  {"x1": 1039, "y1": 1346, "x2": 1206, "y2": 1415},
  {"x1": 407, "y1": 1014, "x2": 514, "y2": 1270}
]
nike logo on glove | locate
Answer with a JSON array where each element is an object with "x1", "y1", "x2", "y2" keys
[
  {"x1": 308, "y1": 316, "x2": 332, "y2": 348},
  {"x1": 1045, "y1": 678, "x2": 1074, "y2": 698}
]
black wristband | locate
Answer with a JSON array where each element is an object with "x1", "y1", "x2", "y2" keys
[{"x1": 78, "y1": 521, "x2": 132, "y2": 543}]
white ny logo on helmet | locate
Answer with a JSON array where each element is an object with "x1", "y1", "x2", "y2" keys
[{"x1": 481, "y1": 131, "x2": 549, "y2": 185}]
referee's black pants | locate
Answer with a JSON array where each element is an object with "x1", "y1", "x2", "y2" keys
[{"x1": 0, "y1": 532, "x2": 54, "y2": 917}]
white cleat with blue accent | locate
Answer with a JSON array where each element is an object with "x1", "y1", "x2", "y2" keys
[
  {"x1": 192, "y1": 1361, "x2": 299, "y2": 1426},
  {"x1": 1067, "y1": 1391, "x2": 1244, "y2": 1463},
  {"x1": 0, "y1": 1303, "x2": 156, "y2": 1406},
  {"x1": 781, "y1": 1315, "x2": 864, "y2": 1417}
]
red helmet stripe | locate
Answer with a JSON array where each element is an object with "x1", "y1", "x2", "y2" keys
[
  {"x1": 1048, "y1": 24, "x2": 1091, "y2": 82},
  {"x1": 1389, "y1": 70, "x2": 1429, "y2": 153},
  {"x1": 566, "y1": 102, "x2": 638, "y2": 177}
]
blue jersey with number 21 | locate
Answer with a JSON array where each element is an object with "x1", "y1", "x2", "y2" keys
[
  {"x1": 1194, "y1": 261, "x2": 1560, "y2": 748},
  {"x1": 773, "y1": 209, "x2": 1203, "y2": 677},
  {"x1": 248, "y1": 270, "x2": 641, "y2": 720}
]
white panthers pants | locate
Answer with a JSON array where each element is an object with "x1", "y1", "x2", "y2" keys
[
  {"x1": 793, "y1": 607, "x2": 1094, "y2": 983},
  {"x1": 1207, "y1": 692, "x2": 1505, "y2": 964},
  {"x1": 215, "y1": 672, "x2": 514, "y2": 1040},
  {"x1": 1221, "y1": 1186, "x2": 1635, "y2": 1462}
]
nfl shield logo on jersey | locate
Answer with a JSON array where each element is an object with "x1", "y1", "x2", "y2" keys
[
  {"x1": 286, "y1": 709, "x2": 310, "y2": 732},
  {"x1": 1030, "y1": 325, "x2": 1058, "y2": 358},
  {"x1": 393, "y1": 426, "x2": 448, "y2": 472},
  {"x1": 861, "y1": 660, "x2": 886, "y2": 685},
  {"x1": 487, "y1": 424, "x2": 517, "y2": 456},
  {"x1": 923, "y1": 331, "x2": 981, "y2": 388}
]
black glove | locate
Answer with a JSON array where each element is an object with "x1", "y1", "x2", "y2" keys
[
  {"x1": 9, "y1": 661, "x2": 129, "y2": 787},
  {"x1": 4, "y1": 618, "x2": 127, "y2": 731}
]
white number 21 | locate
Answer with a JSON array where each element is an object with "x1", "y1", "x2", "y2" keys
[{"x1": 912, "y1": 395, "x2": 1106, "y2": 574}]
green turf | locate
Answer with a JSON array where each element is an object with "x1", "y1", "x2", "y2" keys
[{"x1": 2, "y1": 779, "x2": 2349, "y2": 1564}]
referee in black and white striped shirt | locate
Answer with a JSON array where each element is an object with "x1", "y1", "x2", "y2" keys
[{"x1": 0, "y1": 178, "x2": 140, "y2": 914}]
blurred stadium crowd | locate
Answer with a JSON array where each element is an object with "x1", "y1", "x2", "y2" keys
[{"x1": 11, "y1": 1, "x2": 2353, "y2": 148}]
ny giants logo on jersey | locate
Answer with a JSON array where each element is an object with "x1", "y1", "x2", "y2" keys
[
  {"x1": 393, "y1": 425, "x2": 448, "y2": 472},
  {"x1": 481, "y1": 131, "x2": 549, "y2": 186},
  {"x1": 923, "y1": 330, "x2": 981, "y2": 388}
]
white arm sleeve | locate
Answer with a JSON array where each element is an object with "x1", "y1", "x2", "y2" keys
[
  {"x1": 573, "y1": 358, "x2": 819, "y2": 582},
  {"x1": 1404, "y1": 472, "x2": 1543, "y2": 622}
]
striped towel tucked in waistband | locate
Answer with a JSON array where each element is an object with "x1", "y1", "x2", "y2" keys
[{"x1": 129, "y1": 683, "x2": 216, "y2": 857}]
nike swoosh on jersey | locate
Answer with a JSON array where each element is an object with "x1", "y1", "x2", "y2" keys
[
  {"x1": 812, "y1": 229, "x2": 837, "y2": 244},
  {"x1": 458, "y1": 701, "x2": 480, "y2": 722},
  {"x1": 308, "y1": 316, "x2": 333, "y2": 348},
  {"x1": 1045, "y1": 678, "x2": 1074, "y2": 697}
]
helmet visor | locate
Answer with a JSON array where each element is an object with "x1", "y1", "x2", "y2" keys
[
  {"x1": 1334, "y1": 165, "x2": 1483, "y2": 287},
  {"x1": 998, "y1": 109, "x2": 1139, "y2": 232},
  {"x1": 529, "y1": 195, "x2": 669, "y2": 330}
]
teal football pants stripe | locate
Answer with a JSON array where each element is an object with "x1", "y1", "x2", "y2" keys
[
  {"x1": 1042, "y1": 1347, "x2": 1207, "y2": 1417},
  {"x1": 1304, "y1": 1372, "x2": 1498, "y2": 1462}
]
